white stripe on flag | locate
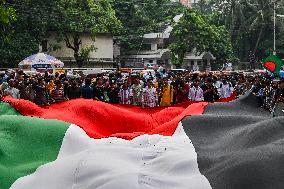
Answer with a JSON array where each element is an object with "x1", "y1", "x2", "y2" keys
[{"x1": 10, "y1": 123, "x2": 212, "y2": 189}]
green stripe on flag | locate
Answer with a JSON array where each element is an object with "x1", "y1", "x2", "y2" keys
[
  {"x1": 0, "y1": 102, "x2": 20, "y2": 116},
  {"x1": 0, "y1": 115, "x2": 70, "y2": 189}
]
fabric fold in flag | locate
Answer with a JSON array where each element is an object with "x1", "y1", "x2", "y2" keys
[
  {"x1": 1, "y1": 89, "x2": 284, "y2": 189},
  {"x1": 9, "y1": 123, "x2": 212, "y2": 189},
  {"x1": 2, "y1": 96, "x2": 210, "y2": 139},
  {"x1": 0, "y1": 105, "x2": 69, "y2": 189},
  {"x1": 0, "y1": 100, "x2": 215, "y2": 189},
  {"x1": 182, "y1": 93, "x2": 284, "y2": 189}
]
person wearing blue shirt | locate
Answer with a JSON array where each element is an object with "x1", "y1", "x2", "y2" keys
[{"x1": 81, "y1": 78, "x2": 93, "y2": 99}]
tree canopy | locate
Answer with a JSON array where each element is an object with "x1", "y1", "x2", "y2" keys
[
  {"x1": 112, "y1": 0, "x2": 186, "y2": 52},
  {"x1": 169, "y1": 9, "x2": 235, "y2": 67},
  {"x1": 0, "y1": 0, "x2": 16, "y2": 24},
  {"x1": 1, "y1": 0, "x2": 283, "y2": 68},
  {"x1": 0, "y1": 0, "x2": 16, "y2": 43},
  {"x1": 54, "y1": 0, "x2": 122, "y2": 67},
  {"x1": 0, "y1": 0, "x2": 121, "y2": 67},
  {"x1": 195, "y1": 0, "x2": 284, "y2": 62}
]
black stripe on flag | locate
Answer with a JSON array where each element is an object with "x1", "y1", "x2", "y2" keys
[{"x1": 182, "y1": 93, "x2": 284, "y2": 189}]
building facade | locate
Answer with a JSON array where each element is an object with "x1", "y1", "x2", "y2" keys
[
  {"x1": 183, "y1": 49, "x2": 216, "y2": 71},
  {"x1": 41, "y1": 32, "x2": 115, "y2": 68},
  {"x1": 120, "y1": 32, "x2": 172, "y2": 68},
  {"x1": 119, "y1": 13, "x2": 216, "y2": 71},
  {"x1": 120, "y1": 32, "x2": 216, "y2": 71}
]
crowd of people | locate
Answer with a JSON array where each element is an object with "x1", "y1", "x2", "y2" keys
[
  {"x1": 0, "y1": 69, "x2": 283, "y2": 112},
  {"x1": 253, "y1": 77, "x2": 284, "y2": 114}
]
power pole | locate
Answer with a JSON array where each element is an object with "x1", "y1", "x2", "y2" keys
[
  {"x1": 273, "y1": 1, "x2": 284, "y2": 55},
  {"x1": 273, "y1": 1, "x2": 276, "y2": 55}
]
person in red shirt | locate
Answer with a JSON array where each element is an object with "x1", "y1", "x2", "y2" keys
[
  {"x1": 175, "y1": 79, "x2": 189, "y2": 104},
  {"x1": 51, "y1": 80, "x2": 65, "y2": 101}
]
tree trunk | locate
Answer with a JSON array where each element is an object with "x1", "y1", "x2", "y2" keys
[
  {"x1": 177, "y1": 51, "x2": 186, "y2": 69},
  {"x1": 74, "y1": 52, "x2": 83, "y2": 68},
  {"x1": 64, "y1": 33, "x2": 83, "y2": 68},
  {"x1": 73, "y1": 34, "x2": 83, "y2": 68}
]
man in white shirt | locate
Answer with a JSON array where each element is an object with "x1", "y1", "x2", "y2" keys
[
  {"x1": 4, "y1": 79, "x2": 20, "y2": 99},
  {"x1": 189, "y1": 80, "x2": 204, "y2": 102},
  {"x1": 219, "y1": 80, "x2": 233, "y2": 98}
]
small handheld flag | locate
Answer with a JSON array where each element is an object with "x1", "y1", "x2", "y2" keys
[{"x1": 262, "y1": 54, "x2": 283, "y2": 76}]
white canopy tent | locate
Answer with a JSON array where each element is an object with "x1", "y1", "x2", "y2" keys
[{"x1": 19, "y1": 53, "x2": 64, "y2": 71}]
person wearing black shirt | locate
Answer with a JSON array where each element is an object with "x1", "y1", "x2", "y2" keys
[
  {"x1": 67, "y1": 79, "x2": 81, "y2": 99},
  {"x1": 34, "y1": 78, "x2": 49, "y2": 105},
  {"x1": 108, "y1": 82, "x2": 120, "y2": 104},
  {"x1": 93, "y1": 78, "x2": 105, "y2": 101},
  {"x1": 202, "y1": 78, "x2": 219, "y2": 102}
]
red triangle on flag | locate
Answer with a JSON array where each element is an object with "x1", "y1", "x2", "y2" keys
[{"x1": 264, "y1": 61, "x2": 276, "y2": 72}]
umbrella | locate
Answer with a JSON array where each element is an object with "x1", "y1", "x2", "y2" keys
[{"x1": 19, "y1": 53, "x2": 64, "y2": 69}]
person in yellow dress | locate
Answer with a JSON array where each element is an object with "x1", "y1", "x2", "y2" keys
[
  {"x1": 47, "y1": 79, "x2": 55, "y2": 93},
  {"x1": 160, "y1": 78, "x2": 174, "y2": 107}
]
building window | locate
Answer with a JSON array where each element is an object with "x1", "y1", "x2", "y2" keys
[
  {"x1": 149, "y1": 60, "x2": 153, "y2": 63},
  {"x1": 41, "y1": 40, "x2": 48, "y2": 52}
]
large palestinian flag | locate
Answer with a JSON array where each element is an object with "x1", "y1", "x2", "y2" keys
[{"x1": 1, "y1": 93, "x2": 283, "y2": 189}]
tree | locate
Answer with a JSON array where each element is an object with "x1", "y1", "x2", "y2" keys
[
  {"x1": 0, "y1": 0, "x2": 16, "y2": 24},
  {"x1": 0, "y1": 0, "x2": 66, "y2": 67},
  {"x1": 54, "y1": 0, "x2": 122, "y2": 67},
  {"x1": 169, "y1": 9, "x2": 235, "y2": 67},
  {"x1": 112, "y1": 0, "x2": 186, "y2": 53},
  {"x1": 0, "y1": 0, "x2": 16, "y2": 43},
  {"x1": 0, "y1": 32, "x2": 38, "y2": 67},
  {"x1": 195, "y1": 0, "x2": 284, "y2": 62},
  {"x1": 0, "y1": 0, "x2": 121, "y2": 68}
]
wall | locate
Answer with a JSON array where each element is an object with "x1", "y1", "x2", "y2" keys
[{"x1": 47, "y1": 32, "x2": 113, "y2": 61}]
